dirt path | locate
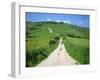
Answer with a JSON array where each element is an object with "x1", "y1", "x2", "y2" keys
[
  {"x1": 37, "y1": 38, "x2": 79, "y2": 67},
  {"x1": 48, "y1": 27, "x2": 53, "y2": 33}
]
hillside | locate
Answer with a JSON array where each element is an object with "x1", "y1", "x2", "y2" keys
[{"x1": 26, "y1": 21, "x2": 89, "y2": 67}]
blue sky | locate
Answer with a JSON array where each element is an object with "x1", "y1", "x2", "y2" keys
[{"x1": 26, "y1": 12, "x2": 89, "y2": 28}]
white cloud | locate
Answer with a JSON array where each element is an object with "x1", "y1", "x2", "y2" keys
[
  {"x1": 63, "y1": 20, "x2": 71, "y2": 24},
  {"x1": 55, "y1": 20, "x2": 60, "y2": 22},
  {"x1": 47, "y1": 19, "x2": 52, "y2": 21},
  {"x1": 46, "y1": 19, "x2": 72, "y2": 24}
]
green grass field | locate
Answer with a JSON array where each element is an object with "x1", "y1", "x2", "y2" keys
[
  {"x1": 26, "y1": 21, "x2": 89, "y2": 67},
  {"x1": 64, "y1": 37, "x2": 89, "y2": 64}
]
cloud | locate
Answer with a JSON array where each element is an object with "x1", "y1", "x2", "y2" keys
[
  {"x1": 63, "y1": 20, "x2": 71, "y2": 24},
  {"x1": 55, "y1": 20, "x2": 71, "y2": 23},
  {"x1": 46, "y1": 19, "x2": 72, "y2": 24},
  {"x1": 55, "y1": 20, "x2": 60, "y2": 22},
  {"x1": 47, "y1": 19, "x2": 52, "y2": 21}
]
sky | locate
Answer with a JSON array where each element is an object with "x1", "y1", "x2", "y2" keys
[{"x1": 26, "y1": 12, "x2": 89, "y2": 28}]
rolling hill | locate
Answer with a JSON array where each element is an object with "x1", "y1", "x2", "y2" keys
[{"x1": 26, "y1": 21, "x2": 89, "y2": 67}]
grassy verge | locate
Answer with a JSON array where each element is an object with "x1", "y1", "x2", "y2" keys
[
  {"x1": 26, "y1": 43, "x2": 58, "y2": 67},
  {"x1": 64, "y1": 36, "x2": 89, "y2": 64},
  {"x1": 26, "y1": 36, "x2": 59, "y2": 67}
]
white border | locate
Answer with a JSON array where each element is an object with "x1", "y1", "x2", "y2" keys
[{"x1": 11, "y1": 2, "x2": 97, "y2": 78}]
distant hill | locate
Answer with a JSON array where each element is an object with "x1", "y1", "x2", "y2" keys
[{"x1": 26, "y1": 21, "x2": 89, "y2": 39}]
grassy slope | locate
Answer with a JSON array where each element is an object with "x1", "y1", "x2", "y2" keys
[
  {"x1": 26, "y1": 22, "x2": 59, "y2": 67},
  {"x1": 64, "y1": 37, "x2": 89, "y2": 64},
  {"x1": 26, "y1": 21, "x2": 89, "y2": 67}
]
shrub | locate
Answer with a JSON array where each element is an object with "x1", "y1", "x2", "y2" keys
[
  {"x1": 49, "y1": 39, "x2": 57, "y2": 45},
  {"x1": 26, "y1": 48, "x2": 50, "y2": 67},
  {"x1": 54, "y1": 36, "x2": 60, "y2": 40},
  {"x1": 26, "y1": 50, "x2": 32, "y2": 67}
]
